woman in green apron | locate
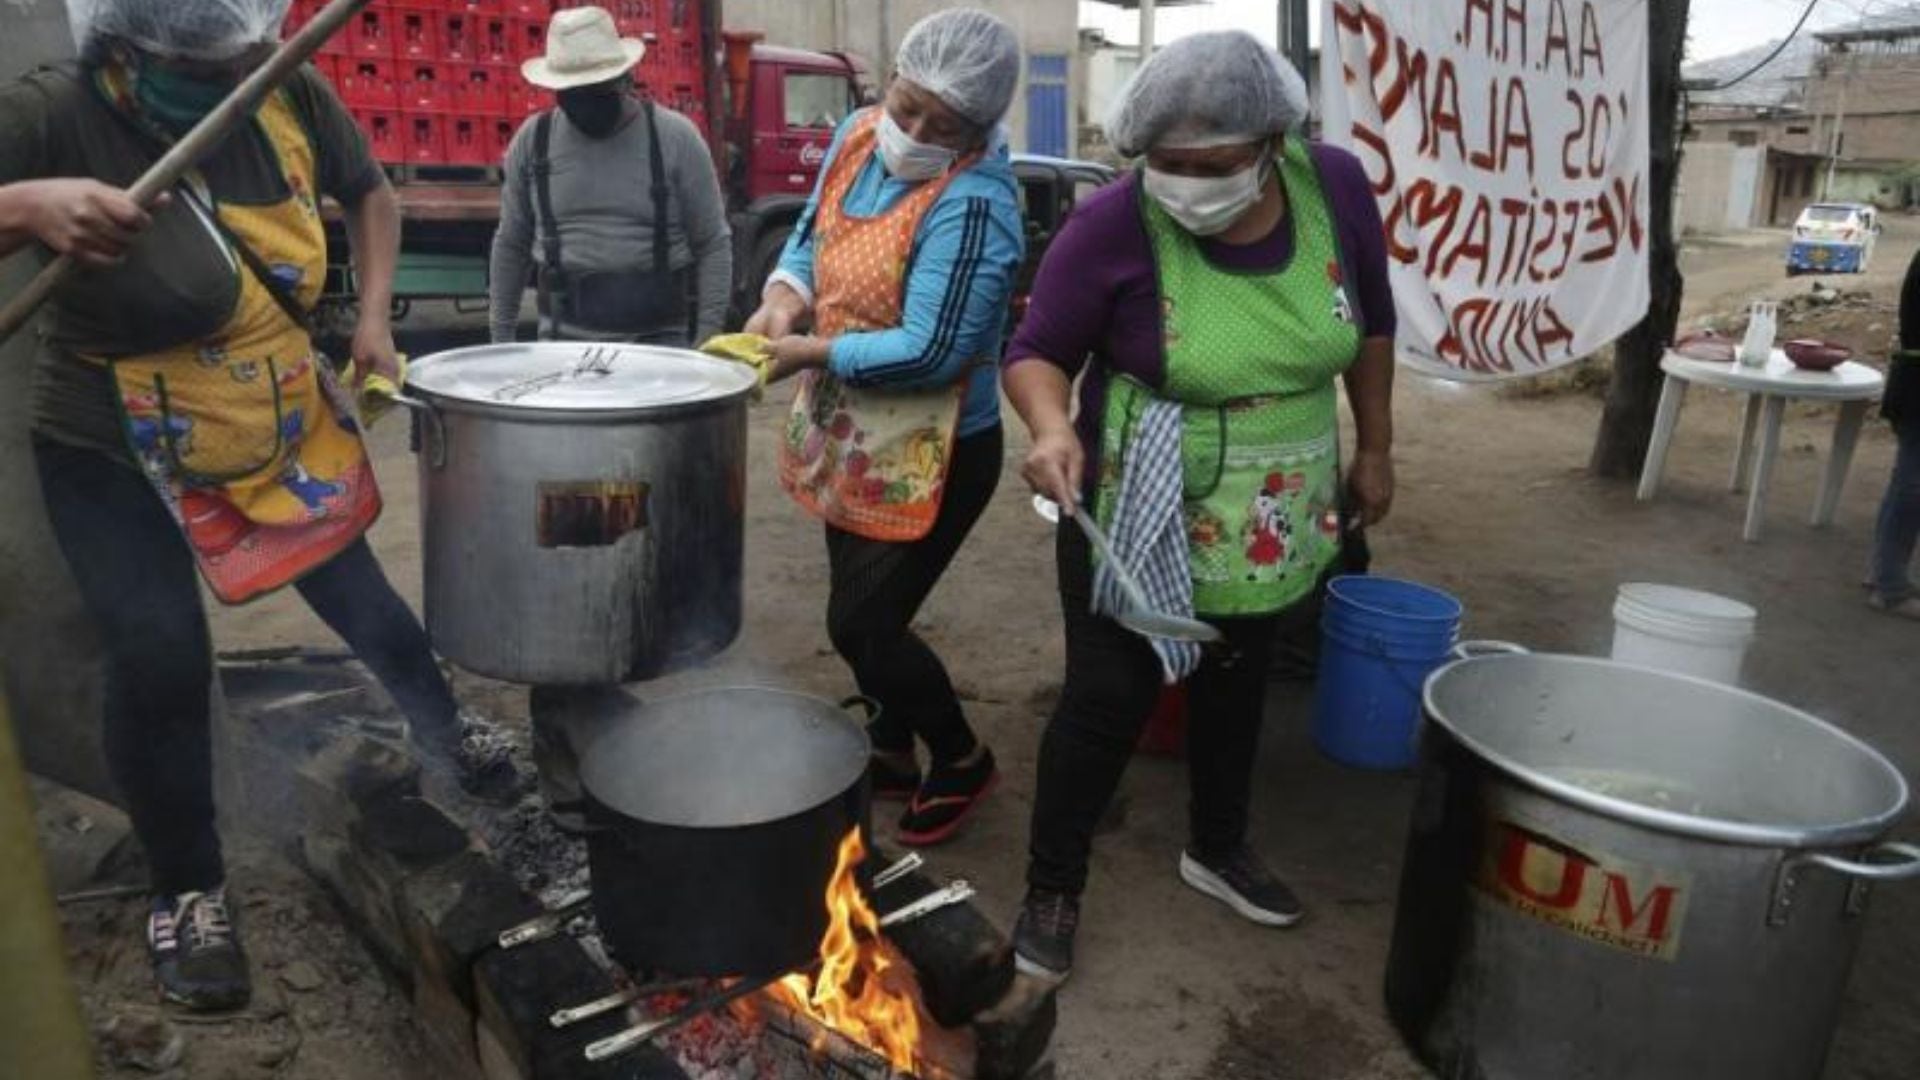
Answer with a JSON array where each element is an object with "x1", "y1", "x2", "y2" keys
[
  {"x1": 0, "y1": 0, "x2": 515, "y2": 1011},
  {"x1": 999, "y1": 31, "x2": 1397, "y2": 982}
]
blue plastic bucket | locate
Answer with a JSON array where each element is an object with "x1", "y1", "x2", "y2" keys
[{"x1": 1312, "y1": 576, "x2": 1464, "y2": 770}]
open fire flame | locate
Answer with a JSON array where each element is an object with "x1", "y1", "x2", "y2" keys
[{"x1": 766, "y1": 829, "x2": 925, "y2": 1073}]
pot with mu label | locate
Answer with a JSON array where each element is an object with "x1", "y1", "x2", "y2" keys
[
  {"x1": 395, "y1": 343, "x2": 756, "y2": 684},
  {"x1": 574, "y1": 687, "x2": 873, "y2": 976},
  {"x1": 1387, "y1": 653, "x2": 1920, "y2": 1080}
]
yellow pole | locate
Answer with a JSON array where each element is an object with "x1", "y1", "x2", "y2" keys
[{"x1": 0, "y1": 693, "x2": 94, "y2": 1079}]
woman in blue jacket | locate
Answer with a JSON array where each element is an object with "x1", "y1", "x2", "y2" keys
[{"x1": 745, "y1": 9, "x2": 1024, "y2": 845}]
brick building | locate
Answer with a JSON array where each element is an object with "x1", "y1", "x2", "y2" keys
[{"x1": 1681, "y1": 4, "x2": 1920, "y2": 230}]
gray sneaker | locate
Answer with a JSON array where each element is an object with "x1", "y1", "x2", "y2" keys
[
  {"x1": 1179, "y1": 848, "x2": 1304, "y2": 927},
  {"x1": 149, "y1": 887, "x2": 250, "y2": 1011},
  {"x1": 1868, "y1": 593, "x2": 1920, "y2": 621}
]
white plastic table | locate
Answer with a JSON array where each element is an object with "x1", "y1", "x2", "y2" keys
[{"x1": 1636, "y1": 349, "x2": 1885, "y2": 542}]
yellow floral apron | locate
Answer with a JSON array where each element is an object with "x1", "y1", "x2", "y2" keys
[
  {"x1": 86, "y1": 87, "x2": 381, "y2": 605},
  {"x1": 777, "y1": 110, "x2": 982, "y2": 542}
]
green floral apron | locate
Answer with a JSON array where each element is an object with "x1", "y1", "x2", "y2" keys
[{"x1": 1096, "y1": 138, "x2": 1363, "y2": 617}]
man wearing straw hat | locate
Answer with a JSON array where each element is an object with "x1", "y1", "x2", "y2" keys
[{"x1": 489, "y1": 6, "x2": 731, "y2": 346}]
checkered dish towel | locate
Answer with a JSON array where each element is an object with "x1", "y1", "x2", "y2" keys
[{"x1": 1092, "y1": 398, "x2": 1202, "y2": 684}]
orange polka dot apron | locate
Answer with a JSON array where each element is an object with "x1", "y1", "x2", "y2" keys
[
  {"x1": 777, "y1": 110, "x2": 982, "y2": 542},
  {"x1": 84, "y1": 85, "x2": 381, "y2": 605}
]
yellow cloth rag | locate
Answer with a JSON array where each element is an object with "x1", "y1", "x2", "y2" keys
[
  {"x1": 698, "y1": 333, "x2": 772, "y2": 400},
  {"x1": 357, "y1": 354, "x2": 408, "y2": 428}
]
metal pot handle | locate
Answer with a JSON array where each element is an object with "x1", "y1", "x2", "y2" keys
[
  {"x1": 383, "y1": 391, "x2": 448, "y2": 470},
  {"x1": 1796, "y1": 842, "x2": 1920, "y2": 882},
  {"x1": 840, "y1": 694, "x2": 881, "y2": 726},
  {"x1": 1451, "y1": 640, "x2": 1531, "y2": 660}
]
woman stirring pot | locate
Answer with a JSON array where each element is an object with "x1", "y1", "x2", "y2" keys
[
  {"x1": 745, "y1": 9, "x2": 1024, "y2": 846},
  {"x1": 1001, "y1": 32, "x2": 1397, "y2": 982}
]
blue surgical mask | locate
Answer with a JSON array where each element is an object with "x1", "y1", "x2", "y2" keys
[{"x1": 134, "y1": 64, "x2": 235, "y2": 137}]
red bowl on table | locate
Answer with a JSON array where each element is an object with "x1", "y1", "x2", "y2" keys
[
  {"x1": 1673, "y1": 331, "x2": 1737, "y2": 362},
  {"x1": 1783, "y1": 339, "x2": 1853, "y2": 371}
]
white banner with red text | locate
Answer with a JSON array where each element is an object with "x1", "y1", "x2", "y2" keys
[{"x1": 1321, "y1": 0, "x2": 1650, "y2": 380}]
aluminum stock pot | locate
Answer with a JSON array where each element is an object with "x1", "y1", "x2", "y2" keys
[
  {"x1": 1387, "y1": 652, "x2": 1919, "y2": 1080},
  {"x1": 396, "y1": 343, "x2": 756, "y2": 684}
]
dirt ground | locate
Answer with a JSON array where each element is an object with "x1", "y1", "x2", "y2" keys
[
  {"x1": 59, "y1": 834, "x2": 433, "y2": 1080},
  {"x1": 61, "y1": 216, "x2": 1920, "y2": 1079}
]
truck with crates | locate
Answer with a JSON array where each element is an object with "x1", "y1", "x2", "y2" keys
[{"x1": 284, "y1": 0, "x2": 871, "y2": 339}]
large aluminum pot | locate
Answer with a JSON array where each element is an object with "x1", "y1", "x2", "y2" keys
[
  {"x1": 1388, "y1": 653, "x2": 1920, "y2": 1080},
  {"x1": 399, "y1": 343, "x2": 756, "y2": 684}
]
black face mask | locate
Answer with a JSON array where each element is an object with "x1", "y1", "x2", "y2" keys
[{"x1": 558, "y1": 83, "x2": 629, "y2": 138}]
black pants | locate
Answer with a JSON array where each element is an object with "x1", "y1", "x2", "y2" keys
[
  {"x1": 33, "y1": 438, "x2": 459, "y2": 895},
  {"x1": 825, "y1": 426, "x2": 1002, "y2": 765},
  {"x1": 1027, "y1": 525, "x2": 1282, "y2": 896}
]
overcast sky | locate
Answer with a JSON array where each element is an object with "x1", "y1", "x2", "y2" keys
[{"x1": 1077, "y1": 0, "x2": 1861, "y2": 63}]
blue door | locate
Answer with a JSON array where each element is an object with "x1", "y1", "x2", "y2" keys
[{"x1": 1026, "y1": 53, "x2": 1069, "y2": 158}]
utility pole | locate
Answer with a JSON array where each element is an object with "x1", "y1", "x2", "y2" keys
[
  {"x1": 1140, "y1": 0, "x2": 1156, "y2": 56},
  {"x1": 1822, "y1": 48, "x2": 1850, "y2": 199},
  {"x1": 1277, "y1": 0, "x2": 1311, "y2": 81}
]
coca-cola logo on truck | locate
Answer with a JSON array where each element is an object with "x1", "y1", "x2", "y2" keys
[
  {"x1": 799, "y1": 142, "x2": 827, "y2": 167},
  {"x1": 1475, "y1": 818, "x2": 1690, "y2": 962}
]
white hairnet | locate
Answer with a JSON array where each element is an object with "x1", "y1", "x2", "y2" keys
[
  {"x1": 895, "y1": 8, "x2": 1021, "y2": 129},
  {"x1": 1106, "y1": 31, "x2": 1309, "y2": 156},
  {"x1": 68, "y1": 0, "x2": 291, "y2": 62}
]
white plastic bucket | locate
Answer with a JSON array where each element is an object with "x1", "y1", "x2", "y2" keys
[{"x1": 1610, "y1": 583, "x2": 1757, "y2": 685}]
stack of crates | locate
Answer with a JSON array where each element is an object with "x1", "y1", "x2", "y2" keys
[{"x1": 289, "y1": 0, "x2": 709, "y2": 173}]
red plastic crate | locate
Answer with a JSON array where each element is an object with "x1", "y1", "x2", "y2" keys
[
  {"x1": 502, "y1": 0, "x2": 549, "y2": 16},
  {"x1": 394, "y1": 7, "x2": 442, "y2": 60},
  {"x1": 340, "y1": 57, "x2": 400, "y2": 110},
  {"x1": 355, "y1": 108, "x2": 404, "y2": 164},
  {"x1": 347, "y1": 8, "x2": 393, "y2": 58},
  {"x1": 445, "y1": 114, "x2": 494, "y2": 164},
  {"x1": 489, "y1": 115, "x2": 520, "y2": 160},
  {"x1": 399, "y1": 61, "x2": 452, "y2": 113},
  {"x1": 513, "y1": 83, "x2": 555, "y2": 119},
  {"x1": 451, "y1": 64, "x2": 509, "y2": 115},
  {"x1": 438, "y1": 11, "x2": 479, "y2": 61},
  {"x1": 403, "y1": 112, "x2": 448, "y2": 163},
  {"x1": 503, "y1": 18, "x2": 544, "y2": 64}
]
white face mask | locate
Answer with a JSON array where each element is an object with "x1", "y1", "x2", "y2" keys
[
  {"x1": 1143, "y1": 155, "x2": 1270, "y2": 236},
  {"x1": 876, "y1": 109, "x2": 958, "y2": 181}
]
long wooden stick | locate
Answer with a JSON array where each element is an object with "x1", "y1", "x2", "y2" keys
[{"x1": 0, "y1": 0, "x2": 375, "y2": 347}]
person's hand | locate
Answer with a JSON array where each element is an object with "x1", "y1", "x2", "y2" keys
[
  {"x1": 19, "y1": 179, "x2": 166, "y2": 269},
  {"x1": 1023, "y1": 425, "x2": 1085, "y2": 513},
  {"x1": 744, "y1": 281, "x2": 808, "y2": 340},
  {"x1": 1347, "y1": 448, "x2": 1394, "y2": 527},
  {"x1": 765, "y1": 334, "x2": 830, "y2": 383},
  {"x1": 349, "y1": 310, "x2": 401, "y2": 390}
]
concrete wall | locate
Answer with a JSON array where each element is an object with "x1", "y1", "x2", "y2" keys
[
  {"x1": 1802, "y1": 49, "x2": 1920, "y2": 165},
  {"x1": 0, "y1": 0, "x2": 114, "y2": 802},
  {"x1": 723, "y1": 0, "x2": 1080, "y2": 157}
]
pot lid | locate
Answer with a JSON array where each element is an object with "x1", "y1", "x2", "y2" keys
[
  {"x1": 408, "y1": 343, "x2": 756, "y2": 411},
  {"x1": 575, "y1": 687, "x2": 870, "y2": 829}
]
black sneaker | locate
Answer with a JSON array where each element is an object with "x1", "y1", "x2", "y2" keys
[
  {"x1": 1179, "y1": 848, "x2": 1304, "y2": 927},
  {"x1": 869, "y1": 749, "x2": 921, "y2": 802},
  {"x1": 149, "y1": 888, "x2": 250, "y2": 1011},
  {"x1": 897, "y1": 746, "x2": 998, "y2": 847},
  {"x1": 1012, "y1": 888, "x2": 1080, "y2": 983},
  {"x1": 418, "y1": 708, "x2": 526, "y2": 805}
]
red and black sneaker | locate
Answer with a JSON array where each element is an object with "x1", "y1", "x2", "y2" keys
[
  {"x1": 896, "y1": 746, "x2": 998, "y2": 847},
  {"x1": 869, "y1": 749, "x2": 921, "y2": 803}
]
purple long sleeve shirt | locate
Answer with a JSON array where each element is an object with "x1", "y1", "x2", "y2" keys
[{"x1": 1004, "y1": 142, "x2": 1395, "y2": 493}]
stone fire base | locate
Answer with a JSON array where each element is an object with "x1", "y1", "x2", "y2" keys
[{"x1": 223, "y1": 661, "x2": 1055, "y2": 1080}]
